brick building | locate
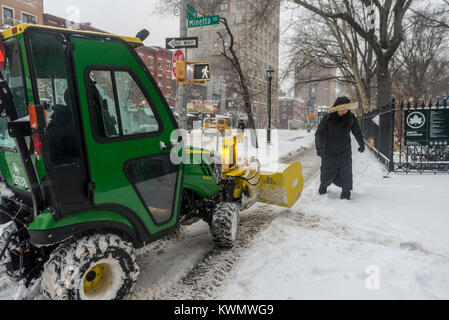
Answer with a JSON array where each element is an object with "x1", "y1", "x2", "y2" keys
[
  {"x1": 1, "y1": 0, "x2": 43, "y2": 29},
  {"x1": 295, "y1": 63, "x2": 337, "y2": 108},
  {"x1": 278, "y1": 97, "x2": 305, "y2": 130},
  {"x1": 43, "y1": 13, "x2": 107, "y2": 33},
  {"x1": 136, "y1": 46, "x2": 177, "y2": 108}
]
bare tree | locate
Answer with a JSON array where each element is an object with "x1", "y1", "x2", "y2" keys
[
  {"x1": 394, "y1": 13, "x2": 449, "y2": 100},
  {"x1": 412, "y1": 0, "x2": 449, "y2": 30},
  {"x1": 156, "y1": 0, "x2": 281, "y2": 134},
  {"x1": 284, "y1": 4, "x2": 378, "y2": 112},
  {"x1": 288, "y1": 0, "x2": 413, "y2": 108}
]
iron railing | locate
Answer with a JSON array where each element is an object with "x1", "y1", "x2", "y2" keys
[{"x1": 361, "y1": 99, "x2": 449, "y2": 174}]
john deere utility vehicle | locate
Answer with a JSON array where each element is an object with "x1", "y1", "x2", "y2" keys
[{"x1": 0, "y1": 24, "x2": 304, "y2": 300}]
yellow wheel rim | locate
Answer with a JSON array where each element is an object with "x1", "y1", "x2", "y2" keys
[{"x1": 83, "y1": 264, "x2": 106, "y2": 293}]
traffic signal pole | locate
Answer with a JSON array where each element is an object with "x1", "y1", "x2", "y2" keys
[{"x1": 179, "y1": 0, "x2": 188, "y2": 129}]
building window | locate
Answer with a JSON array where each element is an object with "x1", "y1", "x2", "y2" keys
[
  {"x1": 166, "y1": 77, "x2": 171, "y2": 88},
  {"x1": 235, "y1": 14, "x2": 245, "y2": 25},
  {"x1": 148, "y1": 56, "x2": 154, "y2": 69},
  {"x1": 220, "y1": 3, "x2": 228, "y2": 11},
  {"x1": 236, "y1": 1, "x2": 245, "y2": 10},
  {"x1": 2, "y1": 6, "x2": 14, "y2": 26},
  {"x1": 158, "y1": 75, "x2": 163, "y2": 87},
  {"x1": 166, "y1": 61, "x2": 171, "y2": 72},
  {"x1": 158, "y1": 58, "x2": 163, "y2": 70},
  {"x1": 22, "y1": 12, "x2": 37, "y2": 24}
]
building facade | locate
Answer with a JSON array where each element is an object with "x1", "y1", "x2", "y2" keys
[
  {"x1": 295, "y1": 64, "x2": 337, "y2": 108},
  {"x1": 278, "y1": 97, "x2": 305, "y2": 130},
  {"x1": 136, "y1": 46, "x2": 177, "y2": 108},
  {"x1": 187, "y1": 0, "x2": 281, "y2": 128},
  {"x1": 43, "y1": 13, "x2": 107, "y2": 33},
  {"x1": 1, "y1": 0, "x2": 43, "y2": 29}
]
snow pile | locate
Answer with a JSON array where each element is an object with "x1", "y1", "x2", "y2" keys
[
  {"x1": 220, "y1": 146, "x2": 449, "y2": 300},
  {"x1": 187, "y1": 129, "x2": 315, "y2": 165},
  {"x1": 0, "y1": 183, "x2": 14, "y2": 199}
]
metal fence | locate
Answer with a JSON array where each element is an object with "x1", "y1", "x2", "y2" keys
[{"x1": 361, "y1": 99, "x2": 449, "y2": 174}]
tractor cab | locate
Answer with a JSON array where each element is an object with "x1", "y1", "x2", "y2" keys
[{"x1": 0, "y1": 24, "x2": 186, "y2": 247}]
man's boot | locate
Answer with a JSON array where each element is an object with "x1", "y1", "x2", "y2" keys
[
  {"x1": 319, "y1": 185, "x2": 327, "y2": 195},
  {"x1": 341, "y1": 190, "x2": 351, "y2": 200}
]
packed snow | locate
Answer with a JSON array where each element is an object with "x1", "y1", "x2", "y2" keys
[
  {"x1": 1, "y1": 130, "x2": 448, "y2": 300},
  {"x1": 219, "y1": 143, "x2": 449, "y2": 300}
]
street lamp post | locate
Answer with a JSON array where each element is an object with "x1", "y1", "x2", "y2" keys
[{"x1": 266, "y1": 66, "x2": 274, "y2": 144}]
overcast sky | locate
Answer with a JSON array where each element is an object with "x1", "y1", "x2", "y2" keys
[
  {"x1": 43, "y1": 0, "x2": 293, "y2": 91},
  {"x1": 43, "y1": 0, "x2": 180, "y2": 47}
]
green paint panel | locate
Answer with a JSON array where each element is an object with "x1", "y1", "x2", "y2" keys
[
  {"x1": 29, "y1": 210, "x2": 134, "y2": 231},
  {"x1": 71, "y1": 36, "x2": 182, "y2": 236}
]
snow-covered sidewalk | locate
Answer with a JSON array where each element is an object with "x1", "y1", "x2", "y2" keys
[{"x1": 219, "y1": 146, "x2": 449, "y2": 300}]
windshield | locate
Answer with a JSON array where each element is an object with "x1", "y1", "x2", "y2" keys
[{"x1": 0, "y1": 40, "x2": 28, "y2": 150}]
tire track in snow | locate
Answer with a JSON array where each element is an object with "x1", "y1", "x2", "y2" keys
[
  {"x1": 134, "y1": 148, "x2": 321, "y2": 300},
  {"x1": 288, "y1": 211, "x2": 449, "y2": 263},
  {"x1": 138, "y1": 208, "x2": 290, "y2": 300}
]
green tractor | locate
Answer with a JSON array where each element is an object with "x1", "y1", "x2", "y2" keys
[{"x1": 0, "y1": 24, "x2": 303, "y2": 300}]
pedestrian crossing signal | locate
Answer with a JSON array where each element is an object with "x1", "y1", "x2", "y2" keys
[{"x1": 193, "y1": 64, "x2": 211, "y2": 81}]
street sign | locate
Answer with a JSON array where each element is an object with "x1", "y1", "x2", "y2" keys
[
  {"x1": 193, "y1": 64, "x2": 211, "y2": 81},
  {"x1": 166, "y1": 37, "x2": 199, "y2": 50},
  {"x1": 187, "y1": 3, "x2": 198, "y2": 20},
  {"x1": 188, "y1": 15, "x2": 220, "y2": 28},
  {"x1": 171, "y1": 49, "x2": 185, "y2": 80}
]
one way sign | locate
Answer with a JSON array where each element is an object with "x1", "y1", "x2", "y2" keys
[{"x1": 165, "y1": 37, "x2": 199, "y2": 50}]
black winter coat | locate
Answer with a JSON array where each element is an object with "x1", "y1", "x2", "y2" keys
[{"x1": 315, "y1": 112, "x2": 365, "y2": 156}]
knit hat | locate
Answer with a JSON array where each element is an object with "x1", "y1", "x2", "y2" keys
[{"x1": 328, "y1": 97, "x2": 358, "y2": 113}]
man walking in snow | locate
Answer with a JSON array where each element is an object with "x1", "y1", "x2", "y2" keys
[{"x1": 315, "y1": 97, "x2": 366, "y2": 200}]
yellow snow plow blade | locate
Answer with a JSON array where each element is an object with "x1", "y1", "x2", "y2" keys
[
  {"x1": 221, "y1": 133, "x2": 304, "y2": 209},
  {"x1": 256, "y1": 162, "x2": 304, "y2": 208}
]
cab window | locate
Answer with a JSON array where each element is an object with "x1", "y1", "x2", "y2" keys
[
  {"x1": 0, "y1": 40, "x2": 27, "y2": 150},
  {"x1": 28, "y1": 31, "x2": 81, "y2": 166},
  {"x1": 88, "y1": 70, "x2": 160, "y2": 140}
]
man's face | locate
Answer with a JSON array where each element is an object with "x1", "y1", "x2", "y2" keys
[{"x1": 338, "y1": 110, "x2": 349, "y2": 117}]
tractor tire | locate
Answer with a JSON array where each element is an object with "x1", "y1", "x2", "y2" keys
[
  {"x1": 0, "y1": 223, "x2": 18, "y2": 275},
  {"x1": 210, "y1": 203, "x2": 240, "y2": 249},
  {"x1": 41, "y1": 233, "x2": 139, "y2": 300}
]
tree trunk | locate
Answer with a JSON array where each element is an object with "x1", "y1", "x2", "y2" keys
[{"x1": 376, "y1": 59, "x2": 392, "y2": 108}]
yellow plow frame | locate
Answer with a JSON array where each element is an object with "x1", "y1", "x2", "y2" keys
[{"x1": 221, "y1": 134, "x2": 304, "y2": 209}]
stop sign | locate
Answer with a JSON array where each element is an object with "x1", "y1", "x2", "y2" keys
[{"x1": 172, "y1": 49, "x2": 185, "y2": 80}]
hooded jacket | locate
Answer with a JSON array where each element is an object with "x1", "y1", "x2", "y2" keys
[{"x1": 315, "y1": 111, "x2": 365, "y2": 156}]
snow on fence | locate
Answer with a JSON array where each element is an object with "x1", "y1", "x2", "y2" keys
[{"x1": 361, "y1": 98, "x2": 449, "y2": 174}]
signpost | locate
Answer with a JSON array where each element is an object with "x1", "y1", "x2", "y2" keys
[
  {"x1": 405, "y1": 109, "x2": 449, "y2": 146},
  {"x1": 187, "y1": 3, "x2": 198, "y2": 20},
  {"x1": 172, "y1": 49, "x2": 185, "y2": 80},
  {"x1": 166, "y1": 37, "x2": 199, "y2": 50},
  {"x1": 188, "y1": 15, "x2": 220, "y2": 28}
]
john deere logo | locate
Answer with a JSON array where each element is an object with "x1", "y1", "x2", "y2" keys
[
  {"x1": 407, "y1": 112, "x2": 426, "y2": 129},
  {"x1": 13, "y1": 162, "x2": 20, "y2": 174}
]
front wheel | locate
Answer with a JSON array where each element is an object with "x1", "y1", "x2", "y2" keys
[
  {"x1": 0, "y1": 223, "x2": 18, "y2": 277},
  {"x1": 210, "y1": 203, "x2": 240, "y2": 249},
  {"x1": 41, "y1": 233, "x2": 139, "y2": 300}
]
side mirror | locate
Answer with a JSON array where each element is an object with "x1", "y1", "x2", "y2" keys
[{"x1": 136, "y1": 29, "x2": 150, "y2": 42}]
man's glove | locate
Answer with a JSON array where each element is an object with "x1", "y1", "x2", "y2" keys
[{"x1": 358, "y1": 145, "x2": 366, "y2": 153}]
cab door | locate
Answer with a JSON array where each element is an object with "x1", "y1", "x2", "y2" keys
[{"x1": 71, "y1": 35, "x2": 182, "y2": 237}]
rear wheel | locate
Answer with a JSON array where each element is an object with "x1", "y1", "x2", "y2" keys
[
  {"x1": 41, "y1": 233, "x2": 139, "y2": 300},
  {"x1": 210, "y1": 203, "x2": 240, "y2": 249}
]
